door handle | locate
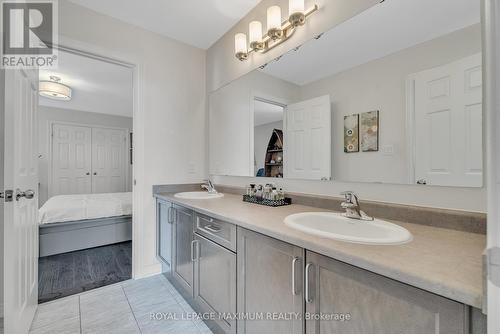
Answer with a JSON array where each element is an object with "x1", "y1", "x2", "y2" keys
[
  {"x1": 167, "y1": 206, "x2": 175, "y2": 224},
  {"x1": 93, "y1": 172, "x2": 97, "y2": 176},
  {"x1": 416, "y1": 179, "x2": 427, "y2": 185},
  {"x1": 15, "y1": 189, "x2": 35, "y2": 201},
  {"x1": 86, "y1": 172, "x2": 90, "y2": 175},
  {"x1": 305, "y1": 262, "x2": 313, "y2": 303},
  {"x1": 291, "y1": 257, "x2": 299, "y2": 296}
]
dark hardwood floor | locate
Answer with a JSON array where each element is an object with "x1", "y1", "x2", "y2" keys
[{"x1": 38, "y1": 241, "x2": 132, "y2": 303}]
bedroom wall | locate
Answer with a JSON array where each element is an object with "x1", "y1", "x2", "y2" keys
[
  {"x1": 37, "y1": 106, "x2": 134, "y2": 206},
  {"x1": 58, "y1": 1, "x2": 207, "y2": 278}
]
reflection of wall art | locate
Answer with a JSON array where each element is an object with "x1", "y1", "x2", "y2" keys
[
  {"x1": 360, "y1": 110, "x2": 379, "y2": 152},
  {"x1": 344, "y1": 114, "x2": 359, "y2": 153}
]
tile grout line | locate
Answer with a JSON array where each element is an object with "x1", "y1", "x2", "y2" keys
[
  {"x1": 121, "y1": 286, "x2": 143, "y2": 334},
  {"x1": 78, "y1": 295, "x2": 82, "y2": 334}
]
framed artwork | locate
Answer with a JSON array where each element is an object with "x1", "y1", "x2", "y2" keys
[
  {"x1": 360, "y1": 110, "x2": 379, "y2": 152},
  {"x1": 344, "y1": 114, "x2": 359, "y2": 153}
]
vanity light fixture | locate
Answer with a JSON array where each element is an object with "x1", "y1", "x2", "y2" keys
[
  {"x1": 39, "y1": 76, "x2": 72, "y2": 101},
  {"x1": 234, "y1": 0, "x2": 318, "y2": 61}
]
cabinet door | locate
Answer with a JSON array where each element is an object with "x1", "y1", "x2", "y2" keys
[
  {"x1": 156, "y1": 199, "x2": 172, "y2": 270},
  {"x1": 237, "y1": 227, "x2": 304, "y2": 334},
  {"x1": 194, "y1": 234, "x2": 236, "y2": 334},
  {"x1": 305, "y1": 251, "x2": 468, "y2": 334},
  {"x1": 172, "y1": 205, "x2": 195, "y2": 297}
]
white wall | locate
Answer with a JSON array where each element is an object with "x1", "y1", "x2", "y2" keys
[
  {"x1": 207, "y1": 1, "x2": 486, "y2": 212},
  {"x1": 209, "y1": 70, "x2": 298, "y2": 176},
  {"x1": 0, "y1": 69, "x2": 5, "y2": 316},
  {"x1": 254, "y1": 121, "x2": 283, "y2": 175},
  {"x1": 37, "y1": 106, "x2": 134, "y2": 206},
  {"x1": 58, "y1": 1, "x2": 207, "y2": 278},
  {"x1": 299, "y1": 24, "x2": 482, "y2": 184}
]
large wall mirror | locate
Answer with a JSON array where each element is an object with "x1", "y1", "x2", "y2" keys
[{"x1": 209, "y1": 0, "x2": 483, "y2": 187}]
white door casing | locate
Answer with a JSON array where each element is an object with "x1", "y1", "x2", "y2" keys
[
  {"x1": 91, "y1": 127, "x2": 127, "y2": 193},
  {"x1": 412, "y1": 53, "x2": 483, "y2": 187},
  {"x1": 284, "y1": 95, "x2": 331, "y2": 180},
  {"x1": 51, "y1": 124, "x2": 92, "y2": 196},
  {"x1": 3, "y1": 69, "x2": 39, "y2": 334}
]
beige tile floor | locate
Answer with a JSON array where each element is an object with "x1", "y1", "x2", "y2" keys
[{"x1": 29, "y1": 274, "x2": 212, "y2": 334}]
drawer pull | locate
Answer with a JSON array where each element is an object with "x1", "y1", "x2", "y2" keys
[{"x1": 204, "y1": 224, "x2": 221, "y2": 233}]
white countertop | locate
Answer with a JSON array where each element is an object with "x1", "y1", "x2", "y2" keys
[{"x1": 155, "y1": 192, "x2": 486, "y2": 309}]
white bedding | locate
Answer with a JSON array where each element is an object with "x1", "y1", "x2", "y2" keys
[{"x1": 39, "y1": 192, "x2": 132, "y2": 225}]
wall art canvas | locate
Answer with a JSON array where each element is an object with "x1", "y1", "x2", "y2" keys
[
  {"x1": 360, "y1": 110, "x2": 379, "y2": 152},
  {"x1": 344, "y1": 114, "x2": 359, "y2": 153}
]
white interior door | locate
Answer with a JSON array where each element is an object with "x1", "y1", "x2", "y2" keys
[
  {"x1": 3, "y1": 69, "x2": 39, "y2": 333},
  {"x1": 51, "y1": 124, "x2": 92, "y2": 196},
  {"x1": 284, "y1": 95, "x2": 331, "y2": 180},
  {"x1": 413, "y1": 53, "x2": 482, "y2": 187},
  {"x1": 91, "y1": 127, "x2": 127, "y2": 193}
]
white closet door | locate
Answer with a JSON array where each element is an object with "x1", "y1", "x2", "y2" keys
[
  {"x1": 51, "y1": 124, "x2": 92, "y2": 196},
  {"x1": 91, "y1": 128, "x2": 127, "y2": 193},
  {"x1": 284, "y1": 95, "x2": 331, "y2": 180},
  {"x1": 414, "y1": 53, "x2": 482, "y2": 187}
]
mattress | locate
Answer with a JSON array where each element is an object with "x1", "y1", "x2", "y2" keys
[{"x1": 39, "y1": 192, "x2": 132, "y2": 225}]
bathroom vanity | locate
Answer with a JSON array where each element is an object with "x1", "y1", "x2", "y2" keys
[{"x1": 154, "y1": 190, "x2": 486, "y2": 334}]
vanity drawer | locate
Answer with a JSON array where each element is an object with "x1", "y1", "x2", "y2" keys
[{"x1": 195, "y1": 213, "x2": 236, "y2": 252}]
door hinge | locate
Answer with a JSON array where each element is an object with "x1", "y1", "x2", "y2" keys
[
  {"x1": 488, "y1": 247, "x2": 500, "y2": 287},
  {"x1": 2, "y1": 189, "x2": 14, "y2": 202}
]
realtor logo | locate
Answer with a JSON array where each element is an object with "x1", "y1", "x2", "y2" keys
[{"x1": 1, "y1": 0, "x2": 58, "y2": 69}]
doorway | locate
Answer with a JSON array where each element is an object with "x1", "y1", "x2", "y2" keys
[{"x1": 36, "y1": 49, "x2": 134, "y2": 303}]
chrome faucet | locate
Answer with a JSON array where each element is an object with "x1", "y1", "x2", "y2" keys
[
  {"x1": 201, "y1": 179, "x2": 218, "y2": 194},
  {"x1": 340, "y1": 191, "x2": 373, "y2": 221}
]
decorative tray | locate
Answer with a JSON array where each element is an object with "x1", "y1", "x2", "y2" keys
[{"x1": 242, "y1": 195, "x2": 292, "y2": 207}]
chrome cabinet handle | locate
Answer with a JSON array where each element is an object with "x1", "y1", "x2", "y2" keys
[
  {"x1": 204, "y1": 224, "x2": 221, "y2": 233},
  {"x1": 191, "y1": 240, "x2": 199, "y2": 262},
  {"x1": 167, "y1": 206, "x2": 175, "y2": 224},
  {"x1": 292, "y1": 257, "x2": 299, "y2": 296},
  {"x1": 15, "y1": 189, "x2": 35, "y2": 201},
  {"x1": 305, "y1": 263, "x2": 313, "y2": 303}
]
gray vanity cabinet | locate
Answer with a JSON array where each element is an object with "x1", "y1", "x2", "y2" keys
[
  {"x1": 237, "y1": 227, "x2": 304, "y2": 334},
  {"x1": 304, "y1": 251, "x2": 468, "y2": 334},
  {"x1": 194, "y1": 234, "x2": 236, "y2": 334},
  {"x1": 171, "y1": 204, "x2": 195, "y2": 298},
  {"x1": 156, "y1": 198, "x2": 173, "y2": 270}
]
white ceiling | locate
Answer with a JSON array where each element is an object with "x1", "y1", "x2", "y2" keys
[
  {"x1": 39, "y1": 50, "x2": 133, "y2": 117},
  {"x1": 68, "y1": 0, "x2": 263, "y2": 49},
  {"x1": 262, "y1": 0, "x2": 480, "y2": 85},
  {"x1": 254, "y1": 100, "x2": 284, "y2": 126}
]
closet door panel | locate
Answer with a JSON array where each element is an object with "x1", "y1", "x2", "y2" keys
[
  {"x1": 51, "y1": 124, "x2": 92, "y2": 196},
  {"x1": 91, "y1": 128, "x2": 127, "y2": 193}
]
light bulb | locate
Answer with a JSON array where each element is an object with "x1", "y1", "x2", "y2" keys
[
  {"x1": 249, "y1": 21, "x2": 262, "y2": 44},
  {"x1": 234, "y1": 33, "x2": 247, "y2": 54},
  {"x1": 267, "y1": 6, "x2": 282, "y2": 31},
  {"x1": 289, "y1": 0, "x2": 304, "y2": 15}
]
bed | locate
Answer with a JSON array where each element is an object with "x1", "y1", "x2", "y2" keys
[{"x1": 38, "y1": 192, "x2": 132, "y2": 257}]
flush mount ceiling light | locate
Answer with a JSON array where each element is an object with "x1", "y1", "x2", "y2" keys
[
  {"x1": 235, "y1": 0, "x2": 318, "y2": 61},
  {"x1": 39, "y1": 76, "x2": 72, "y2": 101}
]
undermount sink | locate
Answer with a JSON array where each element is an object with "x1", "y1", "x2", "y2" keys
[
  {"x1": 284, "y1": 212, "x2": 412, "y2": 245},
  {"x1": 174, "y1": 191, "x2": 224, "y2": 200}
]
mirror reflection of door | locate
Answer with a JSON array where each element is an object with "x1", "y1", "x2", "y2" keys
[{"x1": 253, "y1": 98, "x2": 285, "y2": 177}]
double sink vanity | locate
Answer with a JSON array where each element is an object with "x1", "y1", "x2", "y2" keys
[{"x1": 154, "y1": 185, "x2": 486, "y2": 334}]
